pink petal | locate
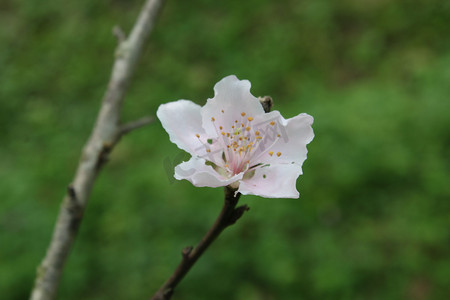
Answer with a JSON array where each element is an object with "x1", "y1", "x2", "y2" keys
[
  {"x1": 250, "y1": 112, "x2": 314, "y2": 166},
  {"x1": 201, "y1": 75, "x2": 265, "y2": 138},
  {"x1": 238, "y1": 164, "x2": 303, "y2": 198},
  {"x1": 175, "y1": 157, "x2": 243, "y2": 188},
  {"x1": 157, "y1": 100, "x2": 209, "y2": 157}
]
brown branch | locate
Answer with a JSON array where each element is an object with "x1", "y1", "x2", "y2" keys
[
  {"x1": 29, "y1": 1, "x2": 165, "y2": 300},
  {"x1": 149, "y1": 187, "x2": 250, "y2": 300}
]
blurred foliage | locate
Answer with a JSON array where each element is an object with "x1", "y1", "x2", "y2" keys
[{"x1": 1, "y1": 0, "x2": 449, "y2": 299}]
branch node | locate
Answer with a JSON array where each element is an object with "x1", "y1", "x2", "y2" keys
[
  {"x1": 182, "y1": 246, "x2": 193, "y2": 258},
  {"x1": 67, "y1": 185, "x2": 76, "y2": 200},
  {"x1": 66, "y1": 185, "x2": 81, "y2": 214},
  {"x1": 113, "y1": 25, "x2": 127, "y2": 44},
  {"x1": 229, "y1": 205, "x2": 250, "y2": 225},
  {"x1": 163, "y1": 288, "x2": 173, "y2": 297},
  {"x1": 66, "y1": 185, "x2": 83, "y2": 233},
  {"x1": 258, "y1": 96, "x2": 273, "y2": 113},
  {"x1": 96, "y1": 143, "x2": 113, "y2": 169}
]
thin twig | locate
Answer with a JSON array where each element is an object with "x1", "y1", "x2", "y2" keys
[
  {"x1": 29, "y1": 1, "x2": 165, "y2": 300},
  {"x1": 149, "y1": 187, "x2": 250, "y2": 300},
  {"x1": 120, "y1": 116, "x2": 155, "y2": 135}
]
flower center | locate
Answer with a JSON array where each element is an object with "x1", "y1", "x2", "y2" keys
[{"x1": 196, "y1": 110, "x2": 282, "y2": 177}]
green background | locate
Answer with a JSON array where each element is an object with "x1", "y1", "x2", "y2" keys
[{"x1": 1, "y1": 0, "x2": 449, "y2": 299}]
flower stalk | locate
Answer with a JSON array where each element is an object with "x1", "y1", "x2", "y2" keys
[{"x1": 149, "y1": 186, "x2": 248, "y2": 300}]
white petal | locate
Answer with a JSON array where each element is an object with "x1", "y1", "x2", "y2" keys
[
  {"x1": 201, "y1": 75, "x2": 265, "y2": 137},
  {"x1": 238, "y1": 164, "x2": 303, "y2": 198},
  {"x1": 175, "y1": 157, "x2": 243, "y2": 188},
  {"x1": 250, "y1": 111, "x2": 314, "y2": 166},
  {"x1": 157, "y1": 100, "x2": 209, "y2": 157}
]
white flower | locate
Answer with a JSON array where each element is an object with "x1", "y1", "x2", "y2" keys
[{"x1": 157, "y1": 75, "x2": 314, "y2": 198}]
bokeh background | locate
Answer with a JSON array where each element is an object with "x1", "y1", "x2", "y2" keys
[{"x1": 1, "y1": 0, "x2": 449, "y2": 299}]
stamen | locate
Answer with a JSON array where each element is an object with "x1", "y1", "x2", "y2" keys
[
  {"x1": 203, "y1": 111, "x2": 284, "y2": 176},
  {"x1": 195, "y1": 134, "x2": 200, "y2": 138}
]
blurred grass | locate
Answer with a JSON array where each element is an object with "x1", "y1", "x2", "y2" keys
[{"x1": 1, "y1": 0, "x2": 449, "y2": 299}]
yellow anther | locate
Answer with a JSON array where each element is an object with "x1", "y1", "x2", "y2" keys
[
  {"x1": 225, "y1": 164, "x2": 229, "y2": 168},
  {"x1": 256, "y1": 136, "x2": 263, "y2": 140},
  {"x1": 269, "y1": 151, "x2": 274, "y2": 156},
  {"x1": 270, "y1": 121, "x2": 275, "y2": 126},
  {"x1": 232, "y1": 125, "x2": 234, "y2": 129},
  {"x1": 246, "y1": 127, "x2": 251, "y2": 131},
  {"x1": 248, "y1": 117, "x2": 254, "y2": 121},
  {"x1": 221, "y1": 109, "x2": 224, "y2": 113},
  {"x1": 241, "y1": 123, "x2": 245, "y2": 127},
  {"x1": 219, "y1": 126, "x2": 223, "y2": 130},
  {"x1": 196, "y1": 134, "x2": 200, "y2": 138},
  {"x1": 277, "y1": 152, "x2": 281, "y2": 157},
  {"x1": 226, "y1": 133, "x2": 230, "y2": 137},
  {"x1": 206, "y1": 149, "x2": 211, "y2": 153},
  {"x1": 255, "y1": 131, "x2": 260, "y2": 136},
  {"x1": 211, "y1": 117, "x2": 215, "y2": 122},
  {"x1": 241, "y1": 112, "x2": 246, "y2": 117},
  {"x1": 277, "y1": 134, "x2": 281, "y2": 137},
  {"x1": 235, "y1": 120, "x2": 238, "y2": 123},
  {"x1": 221, "y1": 132, "x2": 226, "y2": 136}
]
